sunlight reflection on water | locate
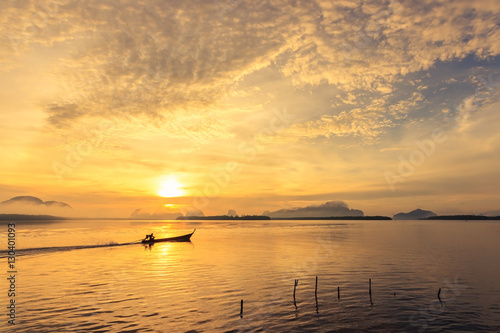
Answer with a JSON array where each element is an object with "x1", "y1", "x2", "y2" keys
[{"x1": 1, "y1": 220, "x2": 500, "y2": 332}]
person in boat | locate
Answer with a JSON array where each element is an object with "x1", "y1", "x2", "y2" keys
[{"x1": 144, "y1": 233, "x2": 155, "y2": 241}]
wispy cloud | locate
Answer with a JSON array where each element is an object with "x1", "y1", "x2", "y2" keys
[{"x1": 2, "y1": 0, "x2": 498, "y2": 136}]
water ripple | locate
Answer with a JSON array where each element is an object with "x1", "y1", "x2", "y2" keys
[{"x1": 7, "y1": 220, "x2": 500, "y2": 332}]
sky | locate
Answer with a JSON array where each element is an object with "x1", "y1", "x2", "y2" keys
[{"x1": 1, "y1": 0, "x2": 499, "y2": 218}]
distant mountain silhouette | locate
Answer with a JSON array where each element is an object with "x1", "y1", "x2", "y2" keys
[
  {"x1": 0, "y1": 196, "x2": 72, "y2": 209},
  {"x1": 393, "y1": 208, "x2": 436, "y2": 220},
  {"x1": 264, "y1": 201, "x2": 364, "y2": 218}
]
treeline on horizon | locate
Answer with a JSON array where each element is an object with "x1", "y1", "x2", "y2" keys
[
  {"x1": 2, "y1": 214, "x2": 500, "y2": 221},
  {"x1": 269, "y1": 216, "x2": 392, "y2": 220},
  {"x1": 177, "y1": 215, "x2": 392, "y2": 220},
  {"x1": 420, "y1": 215, "x2": 500, "y2": 220},
  {"x1": 0, "y1": 214, "x2": 66, "y2": 221},
  {"x1": 177, "y1": 215, "x2": 272, "y2": 220}
]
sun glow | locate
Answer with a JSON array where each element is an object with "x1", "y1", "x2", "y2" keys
[{"x1": 157, "y1": 176, "x2": 185, "y2": 198}]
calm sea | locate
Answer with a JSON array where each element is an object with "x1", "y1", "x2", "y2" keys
[{"x1": 1, "y1": 219, "x2": 500, "y2": 332}]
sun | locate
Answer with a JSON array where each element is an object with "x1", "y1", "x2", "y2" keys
[{"x1": 157, "y1": 176, "x2": 185, "y2": 198}]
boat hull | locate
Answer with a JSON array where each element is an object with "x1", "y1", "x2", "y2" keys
[{"x1": 141, "y1": 229, "x2": 195, "y2": 243}]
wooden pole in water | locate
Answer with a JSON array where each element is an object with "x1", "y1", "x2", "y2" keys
[
  {"x1": 338, "y1": 286, "x2": 340, "y2": 300},
  {"x1": 369, "y1": 278, "x2": 373, "y2": 305},
  {"x1": 437, "y1": 288, "x2": 442, "y2": 300},
  {"x1": 314, "y1": 276, "x2": 319, "y2": 313},
  {"x1": 293, "y1": 279, "x2": 299, "y2": 307},
  {"x1": 315, "y1": 276, "x2": 319, "y2": 313},
  {"x1": 315, "y1": 276, "x2": 318, "y2": 298},
  {"x1": 240, "y1": 299, "x2": 243, "y2": 317}
]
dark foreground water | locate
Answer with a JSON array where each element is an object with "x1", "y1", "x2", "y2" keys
[{"x1": 1, "y1": 219, "x2": 500, "y2": 332}]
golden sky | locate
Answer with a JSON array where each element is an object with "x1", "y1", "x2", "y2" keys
[{"x1": 1, "y1": 0, "x2": 500, "y2": 217}]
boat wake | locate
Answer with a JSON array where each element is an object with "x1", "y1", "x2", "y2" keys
[{"x1": 0, "y1": 241, "x2": 141, "y2": 258}]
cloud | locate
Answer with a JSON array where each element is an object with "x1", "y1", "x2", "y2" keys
[
  {"x1": 130, "y1": 208, "x2": 182, "y2": 220},
  {"x1": 2, "y1": 0, "x2": 498, "y2": 142},
  {"x1": 1, "y1": 195, "x2": 72, "y2": 208},
  {"x1": 277, "y1": 96, "x2": 395, "y2": 144},
  {"x1": 379, "y1": 147, "x2": 406, "y2": 152},
  {"x1": 275, "y1": 0, "x2": 500, "y2": 143},
  {"x1": 130, "y1": 205, "x2": 203, "y2": 219},
  {"x1": 388, "y1": 92, "x2": 425, "y2": 120},
  {"x1": 37, "y1": 0, "x2": 294, "y2": 130},
  {"x1": 483, "y1": 209, "x2": 500, "y2": 217},
  {"x1": 1, "y1": 0, "x2": 499, "y2": 219},
  {"x1": 0, "y1": 196, "x2": 72, "y2": 215},
  {"x1": 264, "y1": 200, "x2": 364, "y2": 218},
  {"x1": 311, "y1": 0, "x2": 499, "y2": 86},
  {"x1": 454, "y1": 73, "x2": 500, "y2": 130}
]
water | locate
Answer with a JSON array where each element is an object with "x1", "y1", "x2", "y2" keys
[{"x1": 1, "y1": 219, "x2": 500, "y2": 332}]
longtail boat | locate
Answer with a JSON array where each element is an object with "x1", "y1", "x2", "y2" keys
[{"x1": 141, "y1": 229, "x2": 196, "y2": 243}]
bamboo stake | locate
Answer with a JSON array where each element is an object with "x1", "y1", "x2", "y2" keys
[
  {"x1": 438, "y1": 287, "x2": 444, "y2": 306},
  {"x1": 315, "y1": 276, "x2": 318, "y2": 298},
  {"x1": 369, "y1": 278, "x2": 373, "y2": 305},
  {"x1": 315, "y1": 276, "x2": 319, "y2": 313},
  {"x1": 240, "y1": 299, "x2": 243, "y2": 317},
  {"x1": 338, "y1": 286, "x2": 340, "y2": 300},
  {"x1": 293, "y1": 279, "x2": 299, "y2": 308}
]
